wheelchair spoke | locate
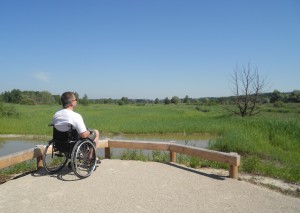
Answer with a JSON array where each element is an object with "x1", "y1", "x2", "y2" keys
[
  {"x1": 72, "y1": 140, "x2": 96, "y2": 178},
  {"x1": 43, "y1": 142, "x2": 68, "y2": 173}
]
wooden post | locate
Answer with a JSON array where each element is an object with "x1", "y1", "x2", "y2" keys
[
  {"x1": 103, "y1": 138, "x2": 111, "y2": 159},
  {"x1": 169, "y1": 141, "x2": 176, "y2": 162},
  {"x1": 229, "y1": 165, "x2": 238, "y2": 179},
  {"x1": 0, "y1": 140, "x2": 241, "y2": 179},
  {"x1": 37, "y1": 156, "x2": 43, "y2": 169},
  {"x1": 105, "y1": 147, "x2": 111, "y2": 159},
  {"x1": 229, "y1": 152, "x2": 239, "y2": 179},
  {"x1": 170, "y1": 151, "x2": 176, "y2": 163},
  {"x1": 35, "y1": 145, "x2": 45, "y2": 170}
]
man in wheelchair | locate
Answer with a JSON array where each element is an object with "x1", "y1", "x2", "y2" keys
[
  {"x1": 43, "y1": 92, "x2": 101, "y2": 178},
  {"x1": 52, "y1": 91, "x2": 101, "y2": 164}
]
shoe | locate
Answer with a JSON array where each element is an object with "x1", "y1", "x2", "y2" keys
[
  {"x1": 54, "y1": 152, "x2": 64, "y2": 157},
  {"x1": 96, "y1": 158, "x2": 101, "y2": 164}
]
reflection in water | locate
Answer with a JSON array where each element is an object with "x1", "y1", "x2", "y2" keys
[
  {"x1": 0, "y1": 134, "x2": 215, "y2": 158},
  {"x1": 99, "y1": 133, "x2": 214, "y2": 158},
  {"x1": 0, "y1": 138, "x2": 47, "y2": 157}
]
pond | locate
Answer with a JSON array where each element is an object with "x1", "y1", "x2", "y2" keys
[{"x1": 0, "y1": 133, "x2": 215, "y2": 158}]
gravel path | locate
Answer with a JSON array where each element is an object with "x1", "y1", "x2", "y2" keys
[{"x1": 0, "y1": 159, "x2": 299, "y2": 213}]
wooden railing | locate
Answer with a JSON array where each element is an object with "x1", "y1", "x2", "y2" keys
[{"x1": 0, "y1": 139, "x2": 240, "y2": 178}]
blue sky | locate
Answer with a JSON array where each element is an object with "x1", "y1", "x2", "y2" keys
[{"x1": 0, "y1": 0, "x2": 299, "y2": 99}]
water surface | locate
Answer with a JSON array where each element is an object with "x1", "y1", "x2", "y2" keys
[{"x1": 0, "y1": 133, "x2": 215, "y2": 158}]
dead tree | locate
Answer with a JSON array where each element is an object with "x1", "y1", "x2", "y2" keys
[{"x1": 230, "y1": 63, "x2": 266, "y2": 117}]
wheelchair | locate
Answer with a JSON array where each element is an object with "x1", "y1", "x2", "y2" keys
[{"x1": 43, "y1": 124, "x2": 97, "y2": 178}]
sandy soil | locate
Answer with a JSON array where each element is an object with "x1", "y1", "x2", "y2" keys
[{"x1": 0, "y1": 159, "x2": 299, "y2": 213}]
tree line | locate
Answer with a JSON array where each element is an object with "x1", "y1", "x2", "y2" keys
[{"x1": 0, "y1": 89, "x2": 299, "y2": 106}]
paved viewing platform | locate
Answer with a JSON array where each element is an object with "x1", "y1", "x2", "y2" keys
[{"x1": 0, "y1": 159, "x2": 299, "y2": 212}]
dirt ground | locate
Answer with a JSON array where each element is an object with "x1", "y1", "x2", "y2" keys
[{"x1": 0, "y1": 159, "x2": 299, "y2": 213}]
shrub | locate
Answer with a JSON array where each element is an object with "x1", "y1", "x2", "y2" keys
[
  {"x1": 120, "y1": 149, "x2": 147, "y2": 161},
  {"x1": 0, "y1": 103, "x2": 19, "y2": 117},
  {"x1": 241, "y1": 156, "x2": 261, "y2": 173},
  {"x1": 189, "y1": 156, "x2": 200, "y2": 168},
  {"x1": 152, "y1": 151, "x2": 169, "y2": 162},
  {"x1": 20, "y1": 99, "x2": 36, "y2": 105},
  {"x1": 118, "y1": 100, "x2": 125, "y2": 105},
  {"x1": 177, "y1": 154, "x2": 189, "y2": 165},
  {"x1": 195, "y1": 106, "x2": 210, "y2": 113},
  {"x1": 273, "y1": 101, "x2": 285, "y2": 108},
  {"x1": 171, "y1": 96, "x2": 180, "y2": 104}
]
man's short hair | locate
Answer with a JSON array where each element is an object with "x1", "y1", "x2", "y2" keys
[{"x1": 61, "y1": 92, "x2": 75, "y2": 108}]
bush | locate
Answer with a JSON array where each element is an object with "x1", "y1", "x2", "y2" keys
[
  {"x1": 241, "y1": 156, "x2": 261, "y2": 173},
  {"x1": 0, "y1": 103, "x2": 19, "y2": 117},
  {"x1": 273, "y1": 101, "x2": 285, "y2": 108},
  {"x1": 195, "y1": 106, "x2": 210, "y2": 113},
  {"x1": 20, "y1": 99, "x2": 36, "y2": 105},
  {"x1": 177, "y1": 154, "x2": 189, "y2": 165},
  {"x1": 189, "y1": 156, "x2": 200, "y2": 168},
  {"x1": 152, "y1": 151, "x2": 169, "y2": 162},
  {"x1": 118, "y1": 101, "x2": 125, "y2": 105},
  {"x1": 171, "y1": 96, "x2": 180, "y2": 104},
  {"x1": 120, "y1": 149, "x2": 147, "y2": 161}
]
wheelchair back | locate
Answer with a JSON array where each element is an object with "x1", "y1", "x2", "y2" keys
[
  {"x1": 44, "y1": 124, "x2": 97, "y2": 178},
  {"x1": 51, "y1": 124, "x2": 79, "y2": 154}
]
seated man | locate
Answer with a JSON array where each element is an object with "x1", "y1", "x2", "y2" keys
[{"x1": 52, "y1": 91, "x2": 100, "y2": 164}]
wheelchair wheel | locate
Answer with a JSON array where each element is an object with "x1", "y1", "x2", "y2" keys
[
  {"x1": 43, "y1": 140, "x2": 68, "y2": 173},
  {"x1": 71, "y1": 139, "x2": 96, "y2": 178}
]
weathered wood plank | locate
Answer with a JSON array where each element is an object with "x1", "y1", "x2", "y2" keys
[
  {"x1": 0, "y1": 139, "x2": 241, "y2": 178},
  {"x1": 97, "y1": 139, "x2": 109, "y2": 148},
  {"x1": 108, "y1": 140, "x2": 170, "y2": 151},
  {"x1": 0, "y1": 148, "x2": 35, "y2": 169},
  {"x1": 169, "y1": 144, "x2": 240, "y2": 166}
]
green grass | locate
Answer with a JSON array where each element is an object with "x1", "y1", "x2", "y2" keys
[
  {"x1": 1, "y1": 103, "x2": 300, "y2": 183},
  {"x1": 0, "y1": 160, "x2": 37, "y2": 183}
]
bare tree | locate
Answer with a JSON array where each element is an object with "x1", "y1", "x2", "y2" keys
[{"x1": 230, "y1": 63, "x2": 266, "y2": 117}]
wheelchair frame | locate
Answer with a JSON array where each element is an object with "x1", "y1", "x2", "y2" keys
[{"x1": 43, "y1": 124, "x2": 97, "y2": 178}]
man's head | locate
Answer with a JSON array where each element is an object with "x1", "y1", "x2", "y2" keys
[{"x1": 61, "y1": 92, "x2": 77, "y2": 108}]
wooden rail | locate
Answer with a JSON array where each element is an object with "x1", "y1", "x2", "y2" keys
[{"x1": 0, "y1": 139, "x2": 240, "y2": 178}]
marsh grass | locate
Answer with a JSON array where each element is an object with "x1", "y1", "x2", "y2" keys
[
  {"x1": 118, "y1": 150, "x2": 228, "y2": 170},
  {"x1": 0, "y1": 160, "x2": 37, "y2": 183},
  {"x1": 0, "y1": 103, "x2": 300, "y2": 183},
  {"x1": 120, "y1": 149, "x2": 148, "y2": 161}
]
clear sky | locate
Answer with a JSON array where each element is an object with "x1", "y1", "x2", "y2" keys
[{"x1": 0, "y1": 0, "x2": 299, "y2": 99}]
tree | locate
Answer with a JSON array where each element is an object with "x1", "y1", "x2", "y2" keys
[
  {"x1": 40, "y1": 91, "x2": 55, "y2": 104},
  {"x1": 183, "y1": 95, "x2": 190, "y2": 104},
  {"x1": 164, "y1": 97, "x2": 171, "y2": 104},
  {"x1": 10, "y1": 89, "x2": 22, "y2": 103},
  {"x1": 270, "y1": 90, "x2": 282, "y2": 103},
  {"x1": 230, "y1": 63, "x2": 266, "y2": 117},
  {"x1": 81, "y1": 94, "x2": 89, "y2": 106},
  {"x1": 289, "y1": 90, "x2": 300, "y2": 103},
  {"x1": 121, "y1": 97, "x2": 129, "y2": 104},
  {"x1": 171, "y1": 96, "x2": 180, "y2": 104},
  {"x1": 2, "y1": 91, "x2": 11, "y2": 102},
  {"x1": 104, "y1": 98, "x2": 113, "y2": 104}
]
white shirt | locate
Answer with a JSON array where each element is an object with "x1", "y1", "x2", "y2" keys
[{"x1": 52, "y1": 109, "x2": 87, "y2": 134}]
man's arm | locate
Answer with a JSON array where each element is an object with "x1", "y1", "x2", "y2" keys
[{"x1": 79, "y1": 130, "x2": 91, "y2": 138}]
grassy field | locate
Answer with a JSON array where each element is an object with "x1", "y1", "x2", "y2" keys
[{"x1": 0, "y1": 102, "x2": 300, "y2": 183}]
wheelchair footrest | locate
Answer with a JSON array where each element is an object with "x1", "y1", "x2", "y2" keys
[{"x1": 54, "y1": 152, "x2": 64, "y2": 157}]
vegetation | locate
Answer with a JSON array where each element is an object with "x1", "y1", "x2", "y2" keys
[
  {"x1": 1, "y1": 88, "x2": 300, "y2": 183},
  {"x1": 0, "y1": 160, "x2": 36, "y2": 183},
  {"x1": 229, "y1": 63, "x2": 267, "y2": 117},
  {"x1": 1, "y1": 89, "x2": 300, "y2": 106}
]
